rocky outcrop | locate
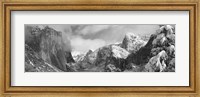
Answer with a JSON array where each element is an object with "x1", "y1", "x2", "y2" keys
[
  {"x1": 144, "y1": 50, "x2": 168, "y2": 72},
  {"x1": 25, "y1": 26, "x2": 75, "y2": 71},
  {"x1": 112, "y1": 45, "x2": 130, "y2": 59},
  {"x1": 121, "y1": 33, "x2": 146, "y2": 53},
  {"x1": 73, "y1": 49, "x2": 99, "y2": 71},
  {"x1": 126, "y1": 25, "x2": 175, "y2": 69},
  {"x1": 164, "y1": 58, "x2": 175, "y2": 72},
  {"x1": 75, "y1": 44, "x2": 130, "y2": 72},
  {"x1": 94, "y1": 45, "x2": 130, "y2": 71},
  {"x1": 105, "y1": 64, "x2": 121, "y2": 72}
]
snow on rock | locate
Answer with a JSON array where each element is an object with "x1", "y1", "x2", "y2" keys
[
  {"x1": 165, "y1": 45, "x2": 175, "y2": 57},
  {"x1": 103, "y1": 45, "x2": 129, "y2": 69},
  {"x1": 86, "y1": 49, "x2": 99, "y2": 64},
  {"x1": 111, "y1": 45, "x2": 130, "y2": 59},
  {"x1": 159, "y1": 25, "x2": 174, "y2": 35},
  {"x1": 122, "y1": 32, "x2": 146, "y2": 53},
  {"x1": 144, "y1": 50, "x2": 168, "y2": 72},
  {"x1": 152, "y1": 25, "x2": 175, "y2": 47},
  {"x1": 72, "y1": 51, "x2": 83, "y2": 57},
  {"x1": 72, "y1": 51, "x2": 85, "y2": 62}
]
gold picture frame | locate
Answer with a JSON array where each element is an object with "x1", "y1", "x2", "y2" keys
[{"x1": 0, "y1": 0, "x2": 199, "y2": 97}]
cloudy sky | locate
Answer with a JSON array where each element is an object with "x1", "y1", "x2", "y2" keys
[{"x1": 26, "y1": 24, "x2": 162, "y2": 54}]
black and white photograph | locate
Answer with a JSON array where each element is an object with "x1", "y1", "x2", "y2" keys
[{"x1": 25, "y1": 24, "x2": 175, "y2": 72}]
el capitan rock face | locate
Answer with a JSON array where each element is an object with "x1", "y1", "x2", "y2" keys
[
  {"x1": 25, "y1": 44, "x2": 62, "y2": 72},
  {"x1": 25, "y1": 26, "x2": 75, "y2": 72}
]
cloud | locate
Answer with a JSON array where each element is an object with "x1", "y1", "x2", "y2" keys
[
  {"x1": 71, "y1": 36, "x2": 106, "y2": 53},
  {"x1": 74, "y1": 25, "x2": 110, "y2": 35},
  {"x1": 72, "y1": 25, "x2": 160, "y2": 44}
]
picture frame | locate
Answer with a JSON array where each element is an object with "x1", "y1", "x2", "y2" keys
[{"x1": 0, "y1": 0, "x2": 199, "y2": 97}]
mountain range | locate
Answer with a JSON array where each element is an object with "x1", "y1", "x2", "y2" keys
[{"x1": 25, "y1": 25, "x2": 175, "y2": 72}]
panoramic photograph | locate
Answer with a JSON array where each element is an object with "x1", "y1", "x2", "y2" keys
[{"x1": 25, "y1": 24, "x2": 175, "y2": 72}]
